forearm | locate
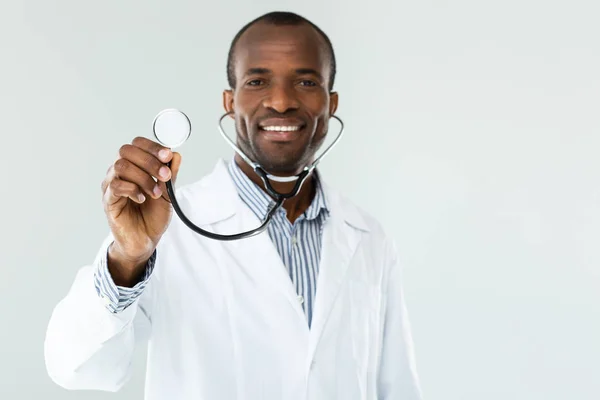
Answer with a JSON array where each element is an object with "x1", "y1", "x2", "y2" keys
[
  {"x1": 44, "y1": 236, "x2": 155, "y2": 391},
  {"x1": 44, "y1": 265, "x2": 140, "y2": 391}
]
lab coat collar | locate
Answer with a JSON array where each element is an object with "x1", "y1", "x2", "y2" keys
[
  {"x1": 180, "y1": 158, "x2": 370, "y2": 233},
  {"x1": 226, "y1": 158, "x2": 330, "y2": 223}
]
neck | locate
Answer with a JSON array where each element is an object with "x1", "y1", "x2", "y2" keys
[{"x1": 234, "y1": 154, "x2": 315, "y2": 224}]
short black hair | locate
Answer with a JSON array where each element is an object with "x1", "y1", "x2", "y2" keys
[{"x1": 226, "y1": 11, "x2": 337, "y2": 91}]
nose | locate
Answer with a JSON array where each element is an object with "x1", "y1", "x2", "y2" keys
[{"x1": 262, "y1": 83, "x2": 299, "y2": 113}]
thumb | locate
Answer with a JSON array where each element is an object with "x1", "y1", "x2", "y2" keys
[
  {"x1": 169, "y1": 152, "x2": 182, "y2": 185},
  {"x1": 156, "y1": 152, "x2": 182, "y2": 204}
]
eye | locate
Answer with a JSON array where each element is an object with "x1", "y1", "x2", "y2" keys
[
  {"x1": 299, "y1": 80, "x2": 317, "y2": 87},
  {"x1": 246, "y1": 79, "x2": 264, "y2": 87}
]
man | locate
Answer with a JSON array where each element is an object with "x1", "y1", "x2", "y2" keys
[{"x1": 44, "y1": 11, "x2": 423, "y2": 400}]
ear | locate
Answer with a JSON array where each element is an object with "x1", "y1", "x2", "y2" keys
[
  {"x1": 222, "y1": 90, "x2": 235, "y2": 119},
  {"x1": 329, "y1": 91, "x2": 339, "y2": 115}
]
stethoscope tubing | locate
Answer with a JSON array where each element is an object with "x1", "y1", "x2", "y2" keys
[{"x1": 162, "y1": 111, "x2": 344, "y2": 241}]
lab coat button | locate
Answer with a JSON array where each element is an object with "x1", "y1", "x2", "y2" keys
[{"x1": 297, "y1": 295, "x2": 304, "y2": 304}]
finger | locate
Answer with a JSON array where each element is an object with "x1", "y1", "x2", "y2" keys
[
  {"x1": 113, "y1": 158, "x2": 163, "y2": 200},
  {"x1": 131, "y1": 136, "x2": 173, "y2": 164},
  {"x1": 106, "y1": 178, "x2": 147, "y2": 205},
  {"x1": 118, "y1": 144, "x2": 172, "y2": 183},
  {"x1": 101, "y1": 166, "x2": 117, "y2": 195}
]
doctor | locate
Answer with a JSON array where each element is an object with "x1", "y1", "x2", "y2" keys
[{"x1": 44, "y1": 11, "x2": 423, "y2": 400}]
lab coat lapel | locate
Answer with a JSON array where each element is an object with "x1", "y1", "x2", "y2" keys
[
  {"x1": 194, "y1": 159, "x2": 308, "y2": 324},
  {"x1": 307, "y1": 189, "x2": 364, "y2": 363},
  {"x1": 222, "y1": 208, "x2": 309, "y2": 324}
]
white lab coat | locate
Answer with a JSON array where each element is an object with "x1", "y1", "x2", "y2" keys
[{"x1": 44, "y1": 159, "x2": 422, "y2": 400}]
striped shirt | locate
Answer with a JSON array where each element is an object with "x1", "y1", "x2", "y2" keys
[{"x1": 94, "y1": 159, "x2": 329, "y2": 327}]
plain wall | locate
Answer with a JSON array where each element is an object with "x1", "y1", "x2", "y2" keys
[{"x1": 1, "y1": 0, "x2": 598, "y2": 399}]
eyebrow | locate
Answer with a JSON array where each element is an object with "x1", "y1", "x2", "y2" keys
[
  {"x1": 295, "y1": 68, "x2": 323, "y2": 81},
  {"x1": 245, "y1": 67, "x2": 270, "y2": 76},
  {"x1": 244, "y1": 67, "x2": 323, "y2": 81}
]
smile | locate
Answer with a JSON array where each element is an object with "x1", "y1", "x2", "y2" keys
[
  {"x1": 258, "y1": 125, "x2": 305, "y2": 142},
  {"x1": 261, "y1": 125, "x2": 301, "y2": 132}
]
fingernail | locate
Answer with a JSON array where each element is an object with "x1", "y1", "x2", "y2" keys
[
  {"x1": 158, "y1": 149, "x2": 171, "y2": 161},
  {"x1": 153, "y1": 185, "x2": 162, "y2": 197},
  {"x1": 138, "y1": 193, "x2": 146, "y2": 203},
  {"x1": 159, "y1": 166, "x2": 170, "y2": 179}
]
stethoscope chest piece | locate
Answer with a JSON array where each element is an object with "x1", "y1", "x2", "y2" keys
[{"x1": 152, "y1": 108, "x2": 192, "y2": 149}]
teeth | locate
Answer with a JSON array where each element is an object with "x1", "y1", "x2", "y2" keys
[{"x1": 262, "y1": 126, "x2": 300, "y2": 132}]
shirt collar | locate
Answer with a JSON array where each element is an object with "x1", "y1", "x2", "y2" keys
[{"x1": 227, "y1": 159, "x2": 329, "y2": 222}]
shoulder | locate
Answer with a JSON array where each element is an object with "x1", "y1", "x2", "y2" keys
[
  {"x1": 171, "y1": 159, "x2": 237, "y2": 203},
  {"x1": 327, "y1": 188, "x2": 401, "y2": 283},
  {"x1": 325, "y1": 184, "x2": 395, "y2": 247},
  {"x1": 174, "y1": 173, "x2": 217, "y2": 199},
  {"x1": 163, "y1": 159, "x2": 239, "y2": 228}
]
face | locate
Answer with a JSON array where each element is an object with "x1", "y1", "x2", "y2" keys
[{"x1": 223, "y1": 22, "x2": 338, "y2": 175}]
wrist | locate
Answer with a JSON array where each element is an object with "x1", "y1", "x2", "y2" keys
[{"x1": 107, "y1": 242, "x2": 153, "y2": 287}]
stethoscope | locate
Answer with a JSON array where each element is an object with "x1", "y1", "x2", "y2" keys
[{"x1": 152, "y1": 109, "x2": 344, "y2": 241}]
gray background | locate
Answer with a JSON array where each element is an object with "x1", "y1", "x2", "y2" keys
[{"x1": 1, "y1": 0, "x2": 598, "y2": 399}]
